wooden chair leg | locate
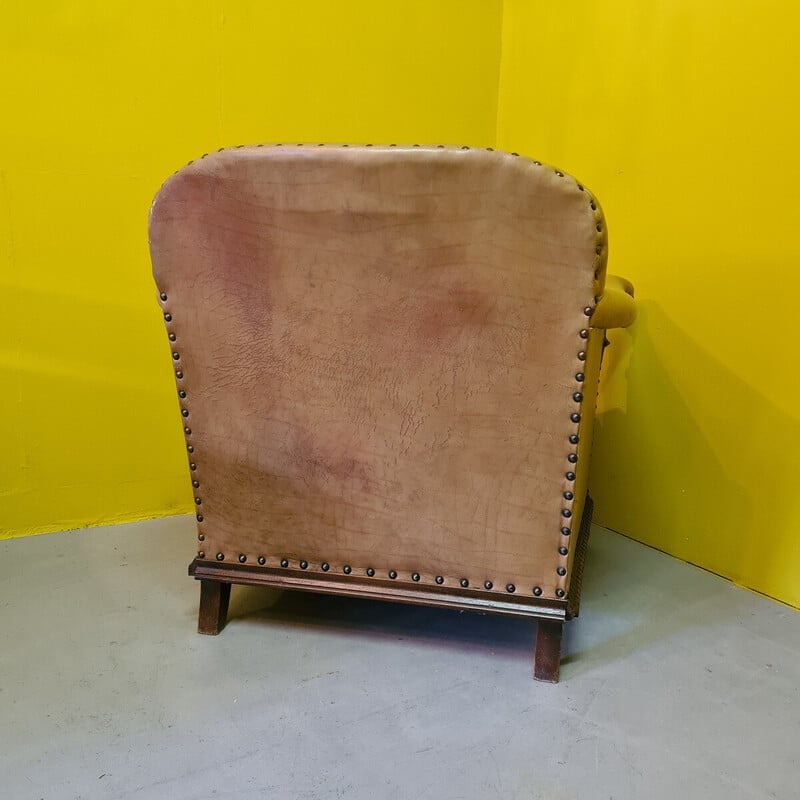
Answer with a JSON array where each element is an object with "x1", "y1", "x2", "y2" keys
[
  {"x1": 533, "y1": 620, "x2": 563, "y2": 682},
  {"x1": 198, "y1": 579, "x2": 231, "y2": 635}
]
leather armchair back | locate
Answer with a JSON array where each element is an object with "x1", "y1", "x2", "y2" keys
[{"x1": 149, "y1": 145, "x2": 608, "y2": 604}]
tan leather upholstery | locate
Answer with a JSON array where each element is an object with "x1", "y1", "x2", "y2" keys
[{"x1": 150, "y1": 144, "x2": 625, "y2": 605}]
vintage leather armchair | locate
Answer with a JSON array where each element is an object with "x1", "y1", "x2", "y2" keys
[{"x1": 149, "y1": 144, "x2": 635, "y2": 681}]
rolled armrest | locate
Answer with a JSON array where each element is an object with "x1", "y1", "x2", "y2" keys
[{"x1": 591, "y1": 274, "x2": 636, "y2": 329}]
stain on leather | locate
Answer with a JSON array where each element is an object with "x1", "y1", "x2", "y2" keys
[{"x1": 149, "y1": 145, "x2": 602, "y2": 589}]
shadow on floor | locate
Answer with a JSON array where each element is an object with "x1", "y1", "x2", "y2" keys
[
  {"x1": 228, "y1": 581, "x2": 539, "y2": 662},
  {"x1": 218, "y1": 530, "x2": 688, "y2": 673},
  {"x1": 216, "y1": 527, "x2": 752, "y2": 680}
]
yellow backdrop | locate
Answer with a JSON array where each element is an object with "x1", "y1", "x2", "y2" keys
[
  {"x1": 3, "y1": 1, "x2": 798, "y2": 608},
  {"x1": 0, "y1": 1, "x2": 502, "y2": 534},
  {"x1": 497, "y1": 0, "x2": 800, "y2": 607}
]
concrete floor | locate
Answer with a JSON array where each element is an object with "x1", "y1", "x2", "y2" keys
[{"x1": 1, "y1": 518, "x2": 798, "y2": 800}]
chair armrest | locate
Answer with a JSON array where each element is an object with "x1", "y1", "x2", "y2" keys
[{"x1": 591, "y1": 274, "x2": 636, "y2": 329}]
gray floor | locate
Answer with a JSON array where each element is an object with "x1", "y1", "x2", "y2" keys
[{"x1": 1, "y1": 518, "x2": 798, "y2": 800}]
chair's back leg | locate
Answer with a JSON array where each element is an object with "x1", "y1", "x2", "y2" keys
[
  {"x1": 533, "y1": 620, "x2": 563, "y2": 682},
  {"x1": 198, "y1": 579, "x2": 231, "y2": 635}
]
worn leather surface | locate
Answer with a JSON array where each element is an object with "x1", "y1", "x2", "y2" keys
[{"x1": 149, "y1": 145, "x2": 612, "y2": 599}]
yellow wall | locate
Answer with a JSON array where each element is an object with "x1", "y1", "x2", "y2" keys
[
  {"x1": 497, "y1": 0, "x2": 800, "y2": 607},
  {"x1": 4, "y1": 1, "x2": 799, "y2": 608},
  {"x1": 0, "y1": 1, "x2": 503, "y2": 537}
]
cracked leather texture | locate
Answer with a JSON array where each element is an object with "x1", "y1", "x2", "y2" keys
[{"x1": 149, "y1": 145, "x2": 607, "y2": 597}]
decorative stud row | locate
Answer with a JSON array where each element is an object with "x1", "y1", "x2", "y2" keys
[
  {"x1": 158, "y1": 290, "x2": 206, "y2": 531},
  {"x1": 553, "y1": 172, "x2": 606, "y2": 600},
  {"x1": 193, "y1": 552, "x2": 566, "y2": 597}
]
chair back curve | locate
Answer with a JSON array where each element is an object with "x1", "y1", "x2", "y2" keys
[{"x1": 149, "y1": 144, "x2": 608, "y2": 601}]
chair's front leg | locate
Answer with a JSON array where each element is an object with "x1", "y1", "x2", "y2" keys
[
  {"x1": 533, "y1": 620, "x2": 563, "y2": 682},
  {"x1": 197, "y1": 579, "x2": 231, "y2": 635}
]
